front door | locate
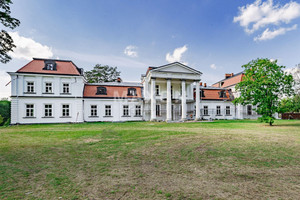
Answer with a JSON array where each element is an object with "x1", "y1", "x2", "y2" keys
[{"x1": 171, "y1": 104, "x2": 174, "y2": 121}]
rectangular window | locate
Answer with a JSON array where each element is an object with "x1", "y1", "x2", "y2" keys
[
  {"x1": 45, "y1": 82, "x2": 52, "y2": 93},
  {"x1": 26, "y1": 104, "x2": 34, "y2": 117},
  {"x1": 247, "y1": 105, "x2": 252, "y2": 115},
  {"x1": 27, "y1": 82, "x2": 34, "y2": 93},
  {"x1": 156, "y1": 104, "x2": 161, "y2": 116},
  {"x1": 91, "y1": 105, "x2": 97, "y2": 116},
  {"x1": 216, "y1": 106, "x2": 221, "y2": 115},
  {"x1": 226, "y1": 106, "x2": 231, "y2": 115},
  {"x1": 62, "y1": 104, "x2": 70, "y2": 117},
  {"x1": 135, "y1": 105, "x2": 141, "y2": 116},
  {"x1": 44, "y1": 104, "x2": 52, "y2": 117},
  {"x1": 156, "y1": 85, "x2": 160, "y2": 96},
  {"x1": 105, "y1": 105, "x2": 111, "y2": 116},
  {"x1": 123, "y1": 105, "x2": 129, "y2": 116},
  {"x1": 63, "y1": 83, "x2": 70, "y2": 94},
  {"x1": 203, "y1": 106, "x2": 208, "y2": 115}
]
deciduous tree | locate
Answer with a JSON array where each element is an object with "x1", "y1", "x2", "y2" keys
[
  {"x1": 0, "y1": 0, "x2": 20, "y2": 63},
  {"x1": 84, "y1": 64, "x2": 121, "y2": 83},
  {"x1": 234, "y1": 58, "x2": 294, "y2": 125}
]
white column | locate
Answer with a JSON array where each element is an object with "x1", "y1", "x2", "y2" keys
[
  {"x1": 181, "y1": 80, "x2": 187, "y2": 121},
  {"x1": 144, "y1": 78, "x2": 149, "y2": 99},
  {"x1": 195, "y1": 80, "x2": 201, "y2": 120},
  {"x1": 150, "y1": 78, "x2": 156, "y2": 121},
  {"x1": 166, "y1": 79, "x2": 172, "y2": 122}
]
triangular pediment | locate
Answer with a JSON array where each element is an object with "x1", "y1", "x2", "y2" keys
[{"x1": 152, "y1": 62, "x2": 202, "y2": 74}]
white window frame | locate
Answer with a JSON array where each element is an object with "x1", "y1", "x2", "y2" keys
[
  {"x1": 62, "y1": 104, "x2": 70, "y2": 117},
  {"x1": 62, "y1": 83, "x2": 70, "y2": 94},
  {"x1": 90, "y1": 105, "x2": 98, "y2": 117},
  {"x1": 25, "y1": 104, "x2": 34, "y2": 117},
  {"x1": 44, "y1": 104, "x2": 53, "y2": 117},
  {"x1": 203, "y1": 106, "x2": 208, "y2": 116},
  {"x1": 45, "y1": 82, "x2": 53, "y2": 93},
  {"x1": 226, "y1": 106, "x2": 231, "y2": 115},
  {"x1": 216, "y1": 106, "x2": 221, "y2": 115},
  {"x1": 123, "y1": 105, "x2": 129, "y2": 116},
  {"x1": 135, "y1": 105, "x2": 141, "y2": 116},
  {"x1": 26, "y1": 81, "x2": 35, "y2": 93},
  {"x1": 105, "y1": 105, "x2": 112, "y2": 116}
]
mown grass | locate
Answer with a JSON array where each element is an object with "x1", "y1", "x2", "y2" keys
[{"x1": 0, "y1": 120, "x2": 300, "y2": 199}]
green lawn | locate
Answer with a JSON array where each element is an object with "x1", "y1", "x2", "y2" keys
[{"x1": 0, "y1": 120, "x2": 300, "y2": 199}]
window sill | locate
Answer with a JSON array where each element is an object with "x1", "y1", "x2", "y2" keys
[
  {"x1": 225, "y1": 115, "x2": 232, "y2": 116},
  {"x1": 134, "y1": 115, "x2": 143, "y2": 117},
  {"x1": 203, "y1": 115, "x2": 210, "y2": 116},
  {"x1": 24, "y1": 92, "x2": 36, "y2": 94},
  {"x1": 42, "y1": 93, "x2": 54, "y2": 94},
  {"x1": 215, "y1": 115, "x2": 223, "y2": 116},
  {"x1": 103, "y1": 116, "x2": 113, "y2": 117},
  {"x1": 23, "y1": 117, "x2": 36, "y2": 119},
  {"x1": 88, "y1": 116, "x2": 99, "y2": 118},
  {"x1": 60, "y1": 93, "x2": 71, "y2": 95},
  {"x1": 122, "y1": 115, "x2": 131, "y2": 117},
  {"x1": 42, "y1": 116, "x2": 54, "y2": 118},
  {"x1": 60, "y1": 116, "x2": 71, "y2": 118}
]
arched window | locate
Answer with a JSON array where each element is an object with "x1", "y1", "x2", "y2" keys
[
  {"x1": 127, "y1": 88, "x2": 137, "y2": 96},
  {"x1": 96, "y1": 87, "x2": 107, "y2": 95}
]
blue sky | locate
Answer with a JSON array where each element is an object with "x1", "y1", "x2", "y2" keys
[{"x1": 1, "y1": 0, "x2": 300, "y2": 98}]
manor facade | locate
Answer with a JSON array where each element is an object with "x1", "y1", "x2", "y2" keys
[{"x1": 8, "y1": 58, "x2": 259, "y2": 124}]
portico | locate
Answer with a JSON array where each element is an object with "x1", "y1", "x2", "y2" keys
[{"x1": 142, "y1": 62, "x2": 202, "y2": 122}]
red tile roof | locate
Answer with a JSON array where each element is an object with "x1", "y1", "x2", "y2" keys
[
  {"x1": 212, "y1": 73, "x2": 244, "y2": 88},
  {"x1": 83, "y1": 84, "x2": 143, "y2": 98},
  {"x1": 194, "y1": 87, "x2": 232, "y2": 101},
  {"x1": 201, "y1": 89, "x2": 231, "y2": 101},
  {"x1": 17, "y1": 58, "x2": 81, "y2": 75}
]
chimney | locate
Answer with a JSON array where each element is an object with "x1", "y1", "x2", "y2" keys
[
  {"x1": 225, "y1": 73, "x2": 234, "y2": 79},
  {"x1": 200, "y1": 82, "x2": 203, "y2": 86},
  {"x1": 204, "y1": 83, "x2": 207, "y2": 87},
  {"x1": 231, "y1": 73, "x2": 234, "y2": 76},
  {"x1": 117, "y1": 77, "x2": 122, "y2": 83}
]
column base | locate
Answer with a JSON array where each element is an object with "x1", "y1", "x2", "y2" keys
[
  {"x1": 194, "y1": 117, "x2": 201, "y2": 121},
  {"x1": 180, "y1": 118, "x2": 187, "y2": 122},
  {"x1": 166, "y1": 119, "x2": 172, "y2": 123},
  {"x1": 150, "y1": 118, "x2": 157, "y2": 122}
]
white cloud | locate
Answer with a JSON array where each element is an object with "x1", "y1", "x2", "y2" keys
[
  {"x1": 254, "y1": 24, "x2": 297, "y2": 41},
  {"x1": 234, "y1": 0, "x2": 300, "y2": 40},
  {"x1": 210, "y1": 64, "x2": 217, "y2": 70},
  {"x1": 8, "y1": 32, "x2": 53, "y2": 60},
  {"x1": 166, "y1": 45, "x2": 188, "y2": 64},
  {"x1": 0, "y1": 70, "x2": 11, "y2": 99},
  {"x1": 124, "y1": 45, "x2": 138, "y2": 57}
]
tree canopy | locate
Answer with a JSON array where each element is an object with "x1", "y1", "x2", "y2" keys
[
  {"x1": 0, "y1": 0, "x2": 20, "y2": 63},
  {"x1": 279, "y1": 95, "x2": 300, "y2": 113},
  {"x1": 233, "y1": 58, "x2": 294, "y2": 125},
  {"x1": 84, "y1": 64, "x2": 121, "y2": 83}
]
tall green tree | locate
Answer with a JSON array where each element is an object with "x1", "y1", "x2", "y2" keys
[
  {"x1": 279, "y1": 95, "x2": 300, "y2": 113},
  {"x1": 233, "y1": 58, "x2": 294, "y2": 125},
  {"x1": 84, "y1": 64, "x2": 121, "y2": 83},
  {"x1": 0, "y1": 0, "x2": 20, "y2": 63}
]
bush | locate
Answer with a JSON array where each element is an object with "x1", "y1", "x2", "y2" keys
[{"x1": 0, "y1": 100, "x2": 10, "y2": 126}]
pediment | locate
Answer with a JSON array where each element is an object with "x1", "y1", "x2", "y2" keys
[{"x1": 152, "y1": 62, "x2": 201, "y2": 74}]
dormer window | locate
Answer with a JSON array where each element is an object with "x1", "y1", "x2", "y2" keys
[
  {"x1": 96, "y1": 87, "x2": 107, "y2": 95},
  {"x1": 128, "y1": 88, "x2": 137, "y2": 96},
  {"x1": 43, "y1": 60, "x2": 57, "y2": 71},
  {"x1": 219, "y1": 90, "x2": 227, "y2": 98}
]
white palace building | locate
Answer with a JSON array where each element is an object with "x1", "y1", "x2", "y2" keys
[{"x1": 8, "y1": 58, "x2": 259, "y2": 124}]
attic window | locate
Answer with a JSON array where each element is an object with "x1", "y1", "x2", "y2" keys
[
  {"x1": 128, "y1": 88, "x2": 137, "y2": 96},
  {"x1": 219, "y1": 91, "x2": 227, "y2": 98},
  {"x1": 96, "y1": 87, "x2": 107, "y2": 95},
  {"x1": 43, "y1": 60, "x2": 57, "y2": 71}
]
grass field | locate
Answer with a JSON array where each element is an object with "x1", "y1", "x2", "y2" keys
[{"x1": 0, "y1": 120, "x2": 300, "y2": 200}]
